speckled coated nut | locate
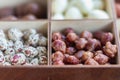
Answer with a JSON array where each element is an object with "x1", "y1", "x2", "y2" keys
[
  {"x1": 21, "y1": 14, "x2": 37, "y2": 20},
  {"x1": 0, "y1": 15, "x2": 18, "y2": 21},
  {"x1": 53, "y1": 60, "x2": 64, "y2": 65},
  {"x1": 39, "y1": 56, "x2": 47, "y2": 65},
  {"x1": 0, "y1": 37, "x2": 8, "y2": 50},
  {"x1": 81, "y1": 51, "x2": 94, "y2": 61},
  {"x1": 52, "y1": 32, "x2": 62, "y2": 41},
  {"x1": 94, "y1": 50, "x2": 109, "y2": 64},
  {"x1": 86, "y1": 38, "x2": 101, "y2": 51},
  {"x1": 85, "y1": 58, "x2": 99, "y2": 65},
  {"x1": 14, "y1": 40, "x2": 23, "y2": 53},
  {"x1": 103, "y1": 42, "x2": 117, "y2": 58},
  {"x1": 52, "y1": 40, "x2": 66, "y2": 53},
  {"x1": 30, "y1": 58, "x2": 39, "y2": 65},
  {"x1": 52, "y1": 51, "x2": 64, "y2": 62},
  {"x1": 28, "y1": 34, "x2": 39, "y2": 46},
  {"x1": 4, "y1": 48, "x2": 15, "y2": 55},
  {"x1": 74, "y1": 50, "x2": 85, "y2": 59},
  {"x1": 37, "y1": 46, "x2": 47, "y2": 56},
  {"x1": 7, "y1": 40, "x2": 14, "y2": 48},
  {"x1": 66, "y1": 47, "x2": 76, "y2": 55},
  {"x1": 66, "y1": 32, "x2": 78, "y2": 42},
  {"x1": 39, "y1": 36, "x2": 47, "y2": 46},
  {"x1": 80, "y1": 31, "x2": 93, "y2": 39},
  {"x1": 64, "y1": 28, "x2": 74, "y2": 35},
  {"x1": 75, "y1": 38, "x2": 88, "y2": 50},
  {"x1": 65, "y1": 55, "x2": 80, "y2": 64},
  {"x1": 0, "y1": 51, "x2": 5, "y2": 64},
  {"x1": 0, "y1": 29, "x2": 6, "y2": 38}
]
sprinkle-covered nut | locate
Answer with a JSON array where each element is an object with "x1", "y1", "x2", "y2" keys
[
  {"x1": 0, "y1": 37, "x2": 7, "y2": 50},
  {"x1": 3, "y1": 62, "x2": 11, "y2": 66},
  {"x1": 4, "y1": 48, "x2": 15, "y2": 55},
  {"x1": 39, "y1": 56, "x2": 47, "y2": 65},
  {"x1": 30, "y1": 58, "x2": 39, "y2": 65},
  {"x1": 8, "y1": 28, "x2": 23, "y2": 41},
  {"x1": 0, "y1": 29, "x2": 5, "y2": 38},
  {"x1": 28, "y1": 34, "x2": 39, "y2": 46},
  {"x1": 85, "y1": 58, "x2": 99, "y2": 65},
  {"x1": 52, "y1": 51, "x2": 64, "y2": 62},
  {"x1": 37, "y1": 46, "x2": 47, "y2": 56},
  {"x1": 23, "y1": 29, "x2": 37, "y2": 40},
  {"x1": 10, "y1": 53, "x2": 26, "y2": 65},
  {"x1": 39, "y1": 36, "x2": 47, "y2": 46},
  {"x1": 23, "y1": 46, "x2": 38, "y2": 58},
  {"x1": 0, "y1": 51, "x2": 5, "y2": 64},
  {"x1": 14, "y1": 40, "x2": 23, "y2": 53}
]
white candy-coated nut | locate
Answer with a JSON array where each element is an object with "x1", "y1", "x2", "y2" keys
[
  {"x1": 30, "y1": 58, "x2": 39, "y2": 65},
  {"x1": 0, "y1": 29, "x2": 6, "y2": 38},
  {"x1": 5, "y1": 55, "x2": 11, "y2": 62},
  {"x1": 23, "y1": 29, "x2": 37, "y2": 40},
  {"x1": 14, "y1": 40, "x2": 23, "y2": 53},
  {"x1": 52, "y1": 13, "x2": 64, "y2": 20},
  {"x1": 87, "y1": 10, "x2": 109, "y2": 19},
  {"x1": 39, "y1": 56, "x2": 47, "y2": 65},
  {"x1": 10, "y1": 53, "x2": 26, "y2": 65},
  {"x1": 76, "y1": 0, "x2": 94, "y2": 14},
  {"x1": 8, "y1": 28, "x2": 23, "y2": 41},
  {"x1": 0, "y1": 37, "x2": 7, "y2": 50},
  {"x1": 39, "y1": 36, "x2": 47, "y2": 46},
  {"x1": 23, "y1": 46, "x2": 38, "y2": 58},
  {"x1": 3, "y1": 62, "x2": 11, "y2": 66},
  {"x1": 7, "y1": 40, "x2": 14, "y2": 48},
  {"x1": 0, "y1": 51, "x2": 5, "y2": 64},
  {"x1": 65, "y1": 6, "x2": 83, "y2": 19},
  {"x1": 52, "y1": 0, "x2": 68, "y2": 14},
  {"x1": 5, "y1": 48, "x2": 15, "y2": 55},
  {"x1": 93, "y1": 0, "x2": 105, "y2": 10},
  {"x1": 37, "y1": 46, "x2": 47, "y2": 56},
  {"x1": 28, "y1": 34, "x2": 39, "y2": 46}
]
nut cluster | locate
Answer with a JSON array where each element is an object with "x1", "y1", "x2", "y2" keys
[
  {"x1": 0, "y1": 28, "x2": 47, "y2": 66},
  {"x1": 0, "y1": 2, "x2": 47, "y2": 20},
  {"x1": 52, "y1": 28, "x2": 117, "y2": 65}
]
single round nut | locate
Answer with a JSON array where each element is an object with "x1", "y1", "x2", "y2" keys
[
  {"x1": 66, "y1": 32, "x2": 78, "y2": 42},
  {"x1": 85, "y1": 58, "x2": 99, "y2": 65},
  {"x1": 4, "y1": 48, "x2": 15, "y2": 55},
  {"x1": 74, "y1": 50, "x2": 85, "y2": 59},
  {"x1": 53, "y1": 60, "x2": 64, "y2": 65},
  {"x1": 82, "y1": 51, "x2": 94, "y2": 61},
  {"x1": 65, "y1": 55, "x2": 80, "y2": 64},
  {"x1": 66, "y1": 47, "x2": 76, "y2": 55},
  {"x1": 80, "y1": 31, "x2": 93, "y2": 39},
  {"x1": 30, "y1": 58, "x2": 39, "y2": 65},
  {"x1": 14, "y1": 40, "x2": 23, "y2": 53},
  {"x1": 94, "y1": 50, "x2": 109, "y2": 64},
  {"x1": 52, "y1": 40, "x2": 66, "y2": 53},
  {"x1": 37, "y1": 46, "x2": 47, "y2": 56},
  {"x1": 21, "y1": 14, "x2": 37, "y2": 20},
  {"x1": 75, "y1": 38, "x2": 88, "y2": 50},
  {"x1": 39, "y1": 55, "x2": 47, "y2": 65},
  {"x1": 103, "y1": 42, "x2": 117, "y2": 58},
  {"x1": 52, "y1": 51, "x2": 64, "y2": 62},
  {"x1": 39, "y1": 36, "x2": 47, "y2": 46},
  {"x1": 94, "y1": 31, "x2": 104, "y2": 40},
  {"x1": 52, "y1": 32, "x2": 62, "y2": 41},
  {"x1": 64, "y1": 28, "x2": 74, "y2": 35},
  {"x1": 86, "y1": 38, "x2": 101, "y2": 51},
  {"x1": 28, "y1": 34, "x2": 39, "y2": 46},
  {"x1": 0, "y1": 37, "x2": 8, "y2": 50}
]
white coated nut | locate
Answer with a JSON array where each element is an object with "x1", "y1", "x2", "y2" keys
[
  {"x1": 23, "y1": 46, "x2": 38, "y2": 58},
  {"x1": 76, "y1": 0, "x2": 94, "y2": 14},
  {"x1": 93, "y1": 0, "x2": 104, "y2": 10},
  {"x1": 52, "y1": 0, "x2": 68, "y2": 14},
  {"x1": 10, "y1": 53, "x2": 26, "y2": 65},
  {"x1": 0, "y1": 29, "x2": 6, "y2": 38},
  {"x1": 7, "y1": 40, "x2": 14, "y2": 48},
  {"x1": 65, "y1": 6, "x2": 83, "y2": 19},
  {"x1": 87, "y1": 10, "x2": 109, "y2": 19},
  {"x1": 5, "y1": 55, "x2": 11, "y2": 62},
  {"x1": 28, "y1": 34, "x2": 39, "y2": 46},
  {"x1": 14, "y1": 40, "x2": 23, "y2": 53},
  {"x1": 3, "y1": 62, "x2": 11, "y2": 66},
  {"x1": 0, "y1": 37, "x2": 7, "y2": 50},
  {"x1": 30, "y1": 58, "x2": 39, "y2": 65},
  {"x1": 39, "y1": 36, "x2": 47, "y2": 46},
  {"x1": 8, "y1": 28, "x2": 23, "y2": 41},
  {"x1": 39, "y1": 56, "x2": 47, "y2": 65},
  {"x1": 0, "y1": 51, "x2": 5, "y2": 64},
  {"x1": 4, "y1": 48, "x2": 15, "y2": 55},
  {"x1": 52, "y1": 13, "x2": 64, "y2": 20},
  {"x1": 37, "y1": 46, "x2": 47, "y2": 56}
]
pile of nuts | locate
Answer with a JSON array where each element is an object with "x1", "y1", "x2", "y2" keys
[
  {"x1": 52, "y1": 28, "x2": 117, "y2": 65},
  {"x1": 0, "y1": 2, "x2": 47, "y2": 20},
  {"x1": 0, "y1": 28, "x2": 47, "y2": 66},
  {"x1": 52, "y1": 0, "x2": 109, "y2": 19}
]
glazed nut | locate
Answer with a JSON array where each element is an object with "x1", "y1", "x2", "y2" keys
[
  {"x1": 52, "y1": 32, "x2": 62, "y2": 41},
  {"x1": 53, "y1": 60, "x2": 64, "y2": 65},
  {"x1": 94, "y1": 50, "x2": 109, "y2": 64},
  {"x1": 65, "y1": 55, "x2": 80, "y2": 64},
  {"x1": 94, "y1": 31, "x2": 104, "y2": 40},
  {"x1": 74, "y1": 50, "x2": 85, "y2": 59},
  {"x1": 82, "y1": 51, "x2": 94, "y2": 61},
  {"x1": 80, "y1": 31, "x2": 93, "y2": 39},
  {"x1": 66, "y1": 47, "x2": 76, "y2": 55},
  {"x1": 85, "y1": 58, "x2": 99, "y2": 65},
  {"x1": 64, "y1": 28, "x2": 74, "y2": 35},
  {"x1": 75, "y1": 38, "x2": 88, "y2": 50},
  {"x1": 86, "y1": 38, "x2": 101, "y2": 51},
  {"x1": 103, "y1": 42, "x2": 117, "y2": 58},
  {"x1": 66, "y1": 32, "x2": 78, "y2": 42},
  {"x1": 52, "y1": 51, "x2": 64, "y2": 62},
  {"x1": 52, "y1": 40, "x2": 66, "y2": 53}
]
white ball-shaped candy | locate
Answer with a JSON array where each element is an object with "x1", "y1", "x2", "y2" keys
[
  {"x1": 87, "y1": 10, "x2": 109, "y2": 19},
  {"x1": 52, "y1": 0, "x2": 68, "y2": 14},
  {"x1": 30, "y1": 58, "x2": 39, "y2": 65},
  {"x1": 52, "y1": 13, "x2": 64, "y2": 20},
  {"x1": 65, "y1": 7, "x2": 83, "y2": 19},
  {"x1": 93, "y1": 0, "x2": 105, "y2": 10},
  {"x1": 76, "y1": 0, "x2": 94, "y2": 14}
]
